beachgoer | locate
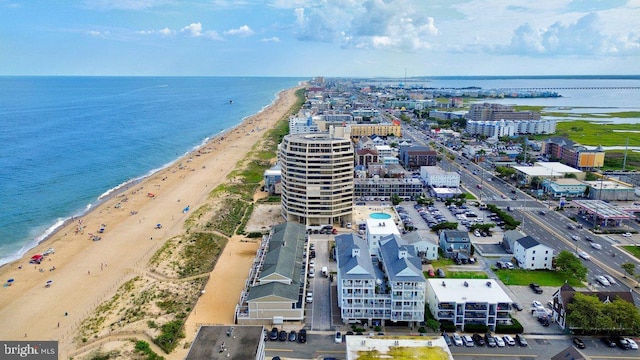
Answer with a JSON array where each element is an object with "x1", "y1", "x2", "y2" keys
[{"x1": 65, "y1": 312, "x2": 68, "y2": 316}]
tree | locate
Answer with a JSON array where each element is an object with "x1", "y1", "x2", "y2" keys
[
  {"x1": 566, "y1": 293, "x2": 612, "y2": 333},
  {"x1": 555, "y1": 250, "x2": 588, "y2": 282},
  {"x1": 585, "y1": 172, "x2": 598, "y2": 181},
  {"x1": 431, "y1": 222, "x2": 459, "y2": 232},
  {"x1": 621, "y1": 262, "x2": 636, "y2": 279},
  {"x1": 390, "y1": 194, "x2": 402, "y2": 206},
  {"x1": 530, "y1": 176, "x2": 543, "y2": 189}
]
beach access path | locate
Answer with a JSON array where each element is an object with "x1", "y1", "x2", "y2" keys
[{"x1": 0, "y1": 85, "x2": 303, "y2": 359}]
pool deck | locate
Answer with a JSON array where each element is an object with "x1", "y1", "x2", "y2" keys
[{"x1": 353, "y1": 205, "x2": 398, "y2": 224}]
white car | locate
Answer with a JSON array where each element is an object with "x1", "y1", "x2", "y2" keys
[
  {"x1": 334, "y1": 331, "x2": 342, "y2": 343},
  {"x1": 596, "y1": 275, "x2": 611, "y2": 286},
  {"x1": 494, "y1": 336, "x2": 505, "y2": 347},
  {"x1": 590, "y1": 243, "x2": 602, "y2": 250},
  {"x1": 622, "y1": 232, "x2": 633, "y2": 237},
  {"x1": 503, "y1": 335, "x2": 516, "y2": 346},
  {"x1": 452, "y1": 333, "x2": 463, "y2": 346},
  {"x1": 603, "y1": 274, "x2": 617, "y2": 285},
  {"x1": 578, "y1": 251, "x2": 590, "y2": 260},
  {"x1": 532, "y1": 300, "x2": 543, "y2": 308},
  {"x1": 571, "y1": 235, "x2": 580, "y2": 241},
  {"x1": 625, "y1": 338, "x2": 638, "y2": 350}
]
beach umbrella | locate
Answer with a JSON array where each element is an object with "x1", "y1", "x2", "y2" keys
[
  {"x1": 7, "y1": 279, "x2": 14, "y2": 284},
  {"x1": 46, "y1": 280, "x2": 53, "y2": 284}
]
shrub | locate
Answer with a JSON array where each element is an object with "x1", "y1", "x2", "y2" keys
[
  {"x1": 496, "y1": 318, "x2": 524, "y2": 334},
  {"x1": 439, "y1": 320, "x2": 456, "y2": 332},
  {"x1": 463, "y1": 323, "x2": 488, "y2": 333}
]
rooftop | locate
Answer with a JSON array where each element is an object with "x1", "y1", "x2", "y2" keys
[
  {"x1": 428, "y1": 279, "x2": 513, "y2": 304},
  {"x1": 186, "y1": 325, "x2": 264, "y2": 360}
]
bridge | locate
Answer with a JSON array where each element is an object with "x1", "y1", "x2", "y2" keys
[{"x1": 499, "y1": 87, "x2": 640, "y2": 91}]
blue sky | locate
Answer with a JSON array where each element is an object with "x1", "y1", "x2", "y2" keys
[{"x1": 1, "y1": 0, "x2": 639, "y2": 76}]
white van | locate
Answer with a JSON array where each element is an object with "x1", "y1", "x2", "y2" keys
[{"x1": 462, "y1": 335, "x2": 475, "y2": 347}]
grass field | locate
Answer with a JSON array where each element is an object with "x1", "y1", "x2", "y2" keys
[
  {"x1": 495, "y1": 269, "x2": 584, "y2": 287},
  {"x1": 622, "y1": 245, "x2": 640, "y2": 259},
  {"x1": 553, "y1": 120, "x2": 640, "y2": 147},
  {"x1": 445, "y1": 271, "x2": 488, "y2": 279}
]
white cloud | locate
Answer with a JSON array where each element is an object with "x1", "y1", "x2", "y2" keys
[
  {"x1": 496, "y1": 13, "x2": 639, "y2": 56},
  {"x1": 180, "y1": 22, "x2": 222, "y2": 40},
  {"x1": 292, "y1": 0, "x2": 438, "y2": 51},
  {"x1": 137, "y1": 27, "x2": 175, "y2": 36},
  {"x1": 224, "y1": 25, "x2": 255, "y2": 37},
  {"x1": 261, "y1": 37, "x2": 280, "y2": 42}
]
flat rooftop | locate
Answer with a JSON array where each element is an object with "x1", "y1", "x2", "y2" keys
[
  {"x1": 186, "y1": 325, "x2": 264, "y2": 360},
  {"x1": 428, "y1": 279, "x2": 513, "y2": 304},
  {"x1": 346, "y1": 335, "x2": 454, "y2": 360}
]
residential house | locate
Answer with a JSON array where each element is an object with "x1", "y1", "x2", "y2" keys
[
  {"x1": 403, "y1": 231, "x2": 439, "y2": 261},
  {"x1": 513, "y1": 236, "x2": 554, "y2": 269},
  {"x1": 502, "y1": 229, "x2": 526, "y2": 254},
  {"x1": 438, "y1": 230, "x2": 471, "y2": 259}
]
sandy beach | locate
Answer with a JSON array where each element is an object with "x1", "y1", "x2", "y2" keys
[{"x1": 0, "y1": 85, "x2": 302, "y2": 358}]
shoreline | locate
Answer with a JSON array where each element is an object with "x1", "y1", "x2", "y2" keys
[
  {"x1": 0, "y1": 84, "x2": 304, "y2": 357},
  {"x1": 0, "y1": 85, "x2": 298, "y2": 269}
]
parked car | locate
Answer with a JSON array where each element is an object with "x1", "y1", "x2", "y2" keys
[
  {"x1": 573, "y1": 337, "x2": 586, "y2": 349},
  {"x1": 493, "y1": 336, "x2": 504, "y2": 347},
  {"x1": 288, "y1": 330, "x2": 297, "y2": 342},
  {"x1": 442, "y1": 332, "x2": 452, "y2": 346},
  {"x1": 512, "y1": 302, "x2": 523, "y2": 311},
  {"x1": 334, "y1": 331, "x2": 342, "y2": 343},
  {"x1": 462, "y1": 335, "x2": 475, "y2": 347},
  {"x1": 269, "y1": 327, "x2": 279, "y2": 341},
  {"x1": 436, "y1": 268, "x2": 445, "y2": 278},
  {"x1": 515, "y1": 334, "x2": 528, "y2": 347},
  {"x1": 298, "y1": 329, "x2": 307, "y2": 343},
  {"x1": 622, "y1": 232, "x2": 632, "y2": 237},
  {"x1": 472, "y1": 333, "x2": 485, "y2": 346},
  {"x1": 503, "y1": 335, "x2": 516, "y2": 346},
  {"x1": 626, "y1": 338, "x2": 638, "y2": 349},
  {"x1": 427, "y1": 269, "x2": 435, "y2": 277},
  {"x1": 601, "y1": 337, "x2": 616, "y2": 347},
  {"x1": 530, "y1": 283, "x2": 543, "y2": 294},
  {"x1": 484, "y1": 333, "x2": 497, "y2": 347},
  {"x1": 278, "y1": 330, "x2": 287, "y2": 341},
  {"x1": 615, "y1": 337, "x2": 631, "y2": 349},
  {"x1": 452, "y1": 333, "x2": 463, "y2": 346}
]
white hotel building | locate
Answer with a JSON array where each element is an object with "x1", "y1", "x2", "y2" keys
[
  {"x1": 336, "y1": 233, "x2": 426, "y2": 326},
  {"x1": 420, "y1": 166, "x2": 460, "y2": 188}
]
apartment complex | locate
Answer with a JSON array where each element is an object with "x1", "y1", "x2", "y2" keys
[
  {"x1": 426, "y1": 279, "x2": 513, "y2": 331},
  {"x1": 398, "y1": 146, "x2": 437, "y2": 170},
  {"x1": 466, "y1": 118, "x2": 556, "y2": 137},
  {"x1": 279, "y1": 132, "x2": 354, "y2": 226},
  {"x1": 544, "y1": 138, "x2": 605, "y2": 170},
  {"x1": 353, "y1": 177, "x2": 423, "y2": 201},
  {"x1": 348, "y1": 121, "x2": 402, "y2": 138},
  {"x1": 336, "y1": 233, "x2": 426, "y2": 326},
  {"x1": 467, "y1": 103, "x2": 540, "y2": 122}
]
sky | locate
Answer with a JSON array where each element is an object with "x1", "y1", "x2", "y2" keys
[{"x1": 1, "y1": 0, "x2": 639, "y2": 77}]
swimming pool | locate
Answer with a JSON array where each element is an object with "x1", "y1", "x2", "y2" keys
[{"x1": 370, "y1": 212, "x2": 392, "y2": 220}]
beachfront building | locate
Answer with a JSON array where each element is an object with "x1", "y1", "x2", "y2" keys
[
  {"x1": 365, "y1": 218, "x2": 401, "y2": 256},
  {"x1": 348, "y1": 121, "x2": 402, "y2": 139},
  {"x1": 236, "y1": 222, "x2": 308, "y2": 325},
  {"x1": 263, "y1": 164, "x2": 281, "y2": 195},
  {"x1": 336, "y1": 233, "x2": 426, "y2": 326},
  {"x1": 279, "y1": 132, "x2": 354, "y2": 227},
  {"x1": 420, "y1": 166, "x2": 460, "y2": 188},
  {"x1": 399, "y1": 146, "x2": 437, "y2": 170},
  {"x1": 354, "y1": 177, "x2": 423, "y2": 201},
  {"x1": 426, "y1": 279, "x2": 514, "y2": 331},
  {"x1": 512, "y1": 236, "x2": 554, "y2": 270}
]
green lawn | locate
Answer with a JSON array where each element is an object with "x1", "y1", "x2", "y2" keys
[
  {"x1": 495, "y1": 269, "x2": 583, "y2": 287},
  {"x1": 554, "y1": 120, "x2": 640, "y2": 147},
  {"x1": 445, "y1": 271, "x2": 488, "y2": 279},
  {"x1": 622, "y1": 245, "x2": 640, "y2": 259}
]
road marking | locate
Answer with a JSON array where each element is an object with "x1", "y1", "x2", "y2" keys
[
  {"x1": 266, "y1": 348, "x2": 293, "y2": 352},
  {"x1": 452, "y1": 353, "x2": 537, "y2": 358}
]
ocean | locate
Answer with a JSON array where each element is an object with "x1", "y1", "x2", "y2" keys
[
  {"x1": 0, "y1": 77, "x2": 305, "y2": 266},
  {"x1": 1, "y1": 76, "x2": 639, "y2": 266}
]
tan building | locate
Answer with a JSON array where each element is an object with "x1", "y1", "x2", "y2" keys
[
  {"x1": 348, "y1": 122, "x2": 402, "y2": 138},
  {"x1": 279, "y1": 132, "x2": 354, "y2": 226}
]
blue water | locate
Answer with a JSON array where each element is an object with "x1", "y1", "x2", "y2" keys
[
  {"x1": 0, "y1": 77, "x2": 305, "y2": 266},
  {"x1": 370, "y1": 213, "x2": 392, "y2": 220}
]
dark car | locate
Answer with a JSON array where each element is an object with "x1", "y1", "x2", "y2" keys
[
  {"x1": 436, "y1": 268, "x2": 445, "y2": 278},
  {"x1": 298, "y1": 329, "x2": 307, "y2": 343},
  {"x1": 472, "y1": 333, "x2": 485, "y2": 346},
  {"x1": 288, "y1": 330, "x2": 297, "y2": 342},
  {"x1": 269, "y1": 327, "x2": 279, "y2": 341},
  {"x1": 601, "y1": 337, "x2": 616, "y2": 347},
  {"x1": 442, "y1": 332, "x2": 452, "y2": 346},
  {"x1": 538, "y1": 317, "x2": 550, "y2": 326},
  {"x1": 573, "y1": 337, "x2": 586, "y2": 349},
  {"x1": 515, "y1": 334, "x2": 528, "y2": 347},
  {"x1": 484, "y1": 333, "x2": 497, "y2": 347},
  {"x1": 278, "y1": 330, "x2": 287, "y2": 341},
  {"x1": 538, "y1": 210, "x2": 546, "y2": 215},
  {"x1": 529, "y1": 283, "x2": 543, "y2": 294},
  {"x1": 512, "y1": 302, "x2": 523, "y2": 311}
]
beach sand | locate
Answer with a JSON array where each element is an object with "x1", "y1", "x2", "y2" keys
[{"x1": 0, "y1": 85, "x2": 302, "y2": 358}]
